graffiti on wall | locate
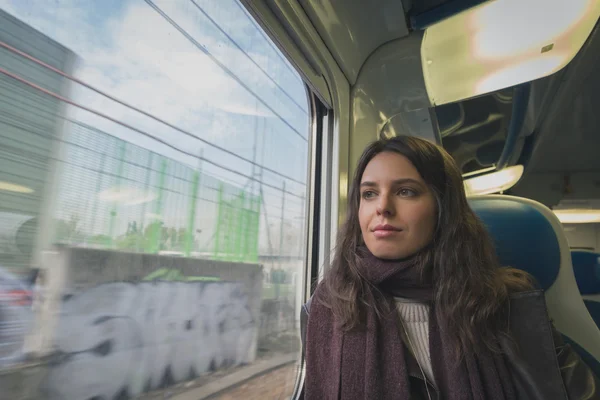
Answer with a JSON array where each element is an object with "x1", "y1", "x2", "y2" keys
[
  {"x1": 40, "y1": 281, "x2": 255, "y2": 400},
  {"x1": 0, "y1": 266, "x2": 34, "y2": 367}
]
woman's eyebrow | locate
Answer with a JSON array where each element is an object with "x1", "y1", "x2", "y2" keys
[
  {"x1": 360, "y1": 181, "x2": 378, "y2": 188},
  {"x1": 360, "y1": 178, "x2": 421, "y2": 188}
]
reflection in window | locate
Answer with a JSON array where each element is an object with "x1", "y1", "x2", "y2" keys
[{"x1": 0, "y1": 1, "x2": 308, "y2": 399}]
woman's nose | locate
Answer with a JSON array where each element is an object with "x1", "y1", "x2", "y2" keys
[{"x1": 376, "y1": 194, "x2": 395, "y2": 216}]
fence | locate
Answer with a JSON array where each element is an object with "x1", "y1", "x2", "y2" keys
[{"x1": 53, "y1": 121, "x2": 261, "y2": 263}]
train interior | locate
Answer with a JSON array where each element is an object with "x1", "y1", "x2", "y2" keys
[{"x1": 0, "y1": 0, "x2": 599, "y2": 398}]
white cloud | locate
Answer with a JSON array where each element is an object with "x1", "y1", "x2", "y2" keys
[{"x1": 1, "y1": 0, "x2": 303, "y2": 152}]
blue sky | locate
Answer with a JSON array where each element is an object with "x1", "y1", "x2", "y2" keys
[{"x1": 0, "y1": 0, "x2": 309, "y2": 252}]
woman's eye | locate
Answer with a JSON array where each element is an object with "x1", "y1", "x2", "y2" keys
[
  {"x1": 362, "y1": 190, "x2": 376, "y2": 199},
  {"x1": 398, "y1": 188, "x2": 417, "y2": 197}
]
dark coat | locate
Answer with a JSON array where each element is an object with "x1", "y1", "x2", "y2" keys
[{"x1": 299, "y1": 290, "x2": 600, "y2": 399}]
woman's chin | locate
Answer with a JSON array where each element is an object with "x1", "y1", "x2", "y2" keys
[{"x1": 368, "y1": 246, "x2": 412, "y2": 260}]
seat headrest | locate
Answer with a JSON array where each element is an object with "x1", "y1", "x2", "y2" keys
[
  {"x1": 468, "y1": 196, "x2": 560, "y2": 290},
  {"x1": 572, "y1": 251, "x2": 600, "y2": 295}
]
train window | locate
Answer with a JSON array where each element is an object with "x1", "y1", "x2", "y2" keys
[{"x1": 0, "y1": 1, "x2": 313, "y2": 399}]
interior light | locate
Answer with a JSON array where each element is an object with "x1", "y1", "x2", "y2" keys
[
  {"x1": 98, "y1": 187, "x2": 156, "y2": 206},
  {"x1": 477, "y1": 56, "x2": 566, "y2": 94},
  {"x1": 463, "y1": 165, "x2": 524, "y2": 196},
  {"x1": 0, "y1": 181, "x2": 34, "y2": 194},
  {"x1": 421, "y1": 0, "x2": 600, "y2": 105},
  {"x1": 474, "y1": 0, "x2": 590, "y2": 59},
  {"x1": 553, "y1": 209, "x2": 600, "y2": 224}
]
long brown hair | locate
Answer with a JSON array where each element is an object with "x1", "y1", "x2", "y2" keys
[{"x1": 322, "y1": 135, "x2": 532, "y2": 357}]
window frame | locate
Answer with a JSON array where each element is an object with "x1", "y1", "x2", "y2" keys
[{"x1": 239, "y1": 3, "x2": 351, "y2": 398}]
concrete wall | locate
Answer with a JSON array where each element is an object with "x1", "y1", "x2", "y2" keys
[{"x1": 22, "y1": 247, "x2": 264, "y2": 400}]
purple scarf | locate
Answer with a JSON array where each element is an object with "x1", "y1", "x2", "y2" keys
[{"x1": 304, "y1": 249, "x2": 516, "y2": 399}]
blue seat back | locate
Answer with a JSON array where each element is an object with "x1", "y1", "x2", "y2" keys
[
  {"x1": 468, "y1": 195, "x2": 600, "y2": 376},
  {"x1": 572, "y1": 251, "x2": 600, "y2": 295},
  {"x1": 571, "y1": 250, "x2": 600, "y2": 334}
]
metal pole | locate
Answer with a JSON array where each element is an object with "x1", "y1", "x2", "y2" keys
[
  {"x1": 234, "y1": 191, "x2": 245, "y2": 261},
  {"x1": 185, "y1": 149, "x2": 203, "y2": 256},
  {"x1": 250, "y1": 105, "x2": 259, "y2": 195},
  {"x1": 139, "y1": 152, "x2": 154, "y2": 251},
  {"x1": 185, "y1": 171, "x2": 200, "y2": 256},
  {"x1": 242, "y1": 112, "x2": 259, "y2": 263},
  {"x1": 213, "y1": 181, "x2": 224, "y2": 260},
  {"x1": 259, "y1": 186, "x2": 274, "y2": 257},
  {"x1": 108, "y1": 142, "x2": 126, "y2": 248},
  {"x1": 149, "y1": 159, "x2": 167, "y2": 253},
  {"x1": 90, "y1": 152, "x2": 107, "y2": 241},
  {"x1": 278, "y1": 181, "x2": 286, "y2": 264},
  {"x1": 276, "y1": 181, "x2": 286, "y2": 298}
]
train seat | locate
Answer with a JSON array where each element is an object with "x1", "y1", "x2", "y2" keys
[
  {"x1": 469, "y1": 195, "x2": 600, "y2": 377},
  {"x1": 571, "y1": 250, "x2": 600, "y2": 327}
]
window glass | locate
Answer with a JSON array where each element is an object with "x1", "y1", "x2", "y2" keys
[{"x1": 0, "y1": 1, "x2": 309, "y2": 399}]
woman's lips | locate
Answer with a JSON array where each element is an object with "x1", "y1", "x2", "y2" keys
[{"x1": 372, "y1": 224, "x2": 402, "y2": 238}]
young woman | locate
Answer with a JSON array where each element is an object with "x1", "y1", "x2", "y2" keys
[{"x1": 300, "y1": 135, "x2": 599, "y2": 399}]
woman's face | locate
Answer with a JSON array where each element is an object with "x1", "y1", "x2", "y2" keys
[{"x1": 358, "y1": 151, "x2": 437, "y2": 260}]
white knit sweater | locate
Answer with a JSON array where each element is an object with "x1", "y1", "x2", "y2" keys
[{"x1": 394, "y1": 297, "x2": 436, "y2": 386}]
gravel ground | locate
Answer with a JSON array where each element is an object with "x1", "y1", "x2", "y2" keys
[
  {"x1": 214, "y1": 363, "x2": 298, "y2": 400},
  {"x1": 140, "y1": 331, "x2": 301, "y2": 400}
]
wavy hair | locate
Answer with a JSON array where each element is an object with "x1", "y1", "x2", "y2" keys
[{"x1": 321, "y1": 135, "x2": 533, "y2": 358}]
